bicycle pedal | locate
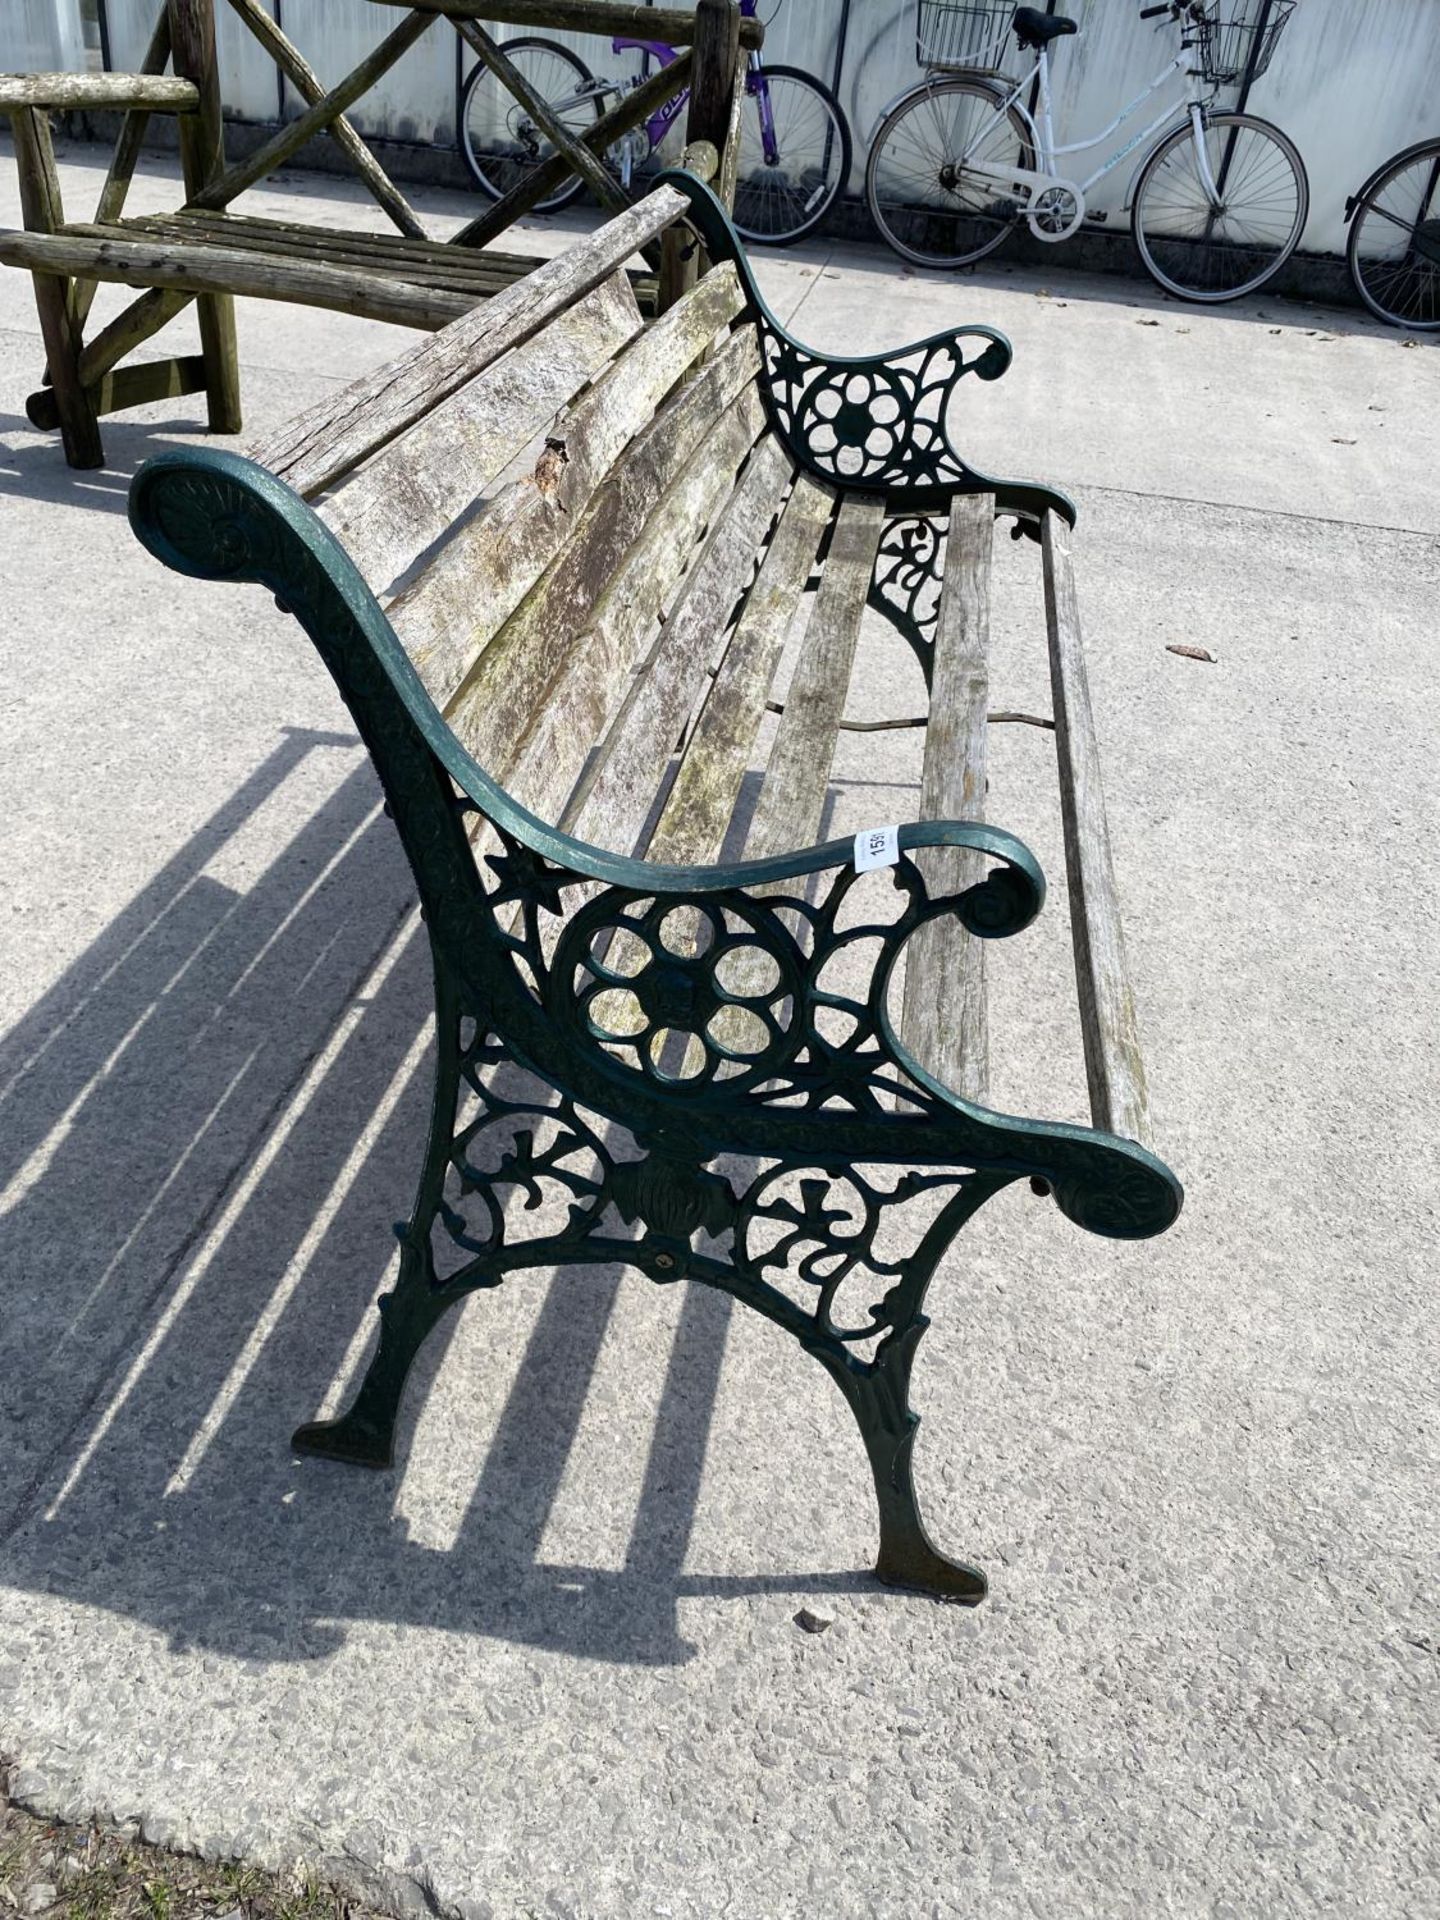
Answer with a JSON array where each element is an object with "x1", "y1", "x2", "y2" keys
[{"x1": 1083, "y1": 210, "x2": 1109, "y2": 224}]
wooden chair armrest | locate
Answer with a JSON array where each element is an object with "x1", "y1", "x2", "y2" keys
[{"x1": 0, "y1": 73, "x2": 200, "y2": 114}]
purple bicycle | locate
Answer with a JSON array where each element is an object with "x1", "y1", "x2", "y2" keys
[{"x1": 458, "y1": 0, "x2": 852, "y2": 247}]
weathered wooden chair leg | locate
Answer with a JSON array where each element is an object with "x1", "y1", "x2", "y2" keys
[
  {"x1": 292, "y1": 971, "x2": 466, "y2": 1468},
  {"x1": 196, "y1": 292, "x2": 243, "y2": 435},
  {"x1": 26, "y1": 274, "x2": 103, "y2": 468},
  {"x1": 812, "y1": 1334, "x2": 988, "y2": 1605}
]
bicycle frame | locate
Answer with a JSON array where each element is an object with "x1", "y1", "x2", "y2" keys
[
  {"x1": 951, "y1": 26, "x2": 1223, "y2": 215},
  {"x1": 608, "y1": 35, "x2": 781, "y2": 169}
]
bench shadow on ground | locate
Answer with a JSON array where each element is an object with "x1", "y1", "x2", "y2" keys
[
  {"x1": 0, "y1": 737, "x2": 870, "y2": 1672},
  {"x1": 0, "y1": 413, "x2": 242, "y2": 515}
]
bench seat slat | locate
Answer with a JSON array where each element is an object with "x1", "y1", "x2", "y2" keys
[
  {"x1": 319, "y1": 270, "x2": 643, "y2": 596},
  {"x1": 645, "y1": 476, "x2": 836, "y2": 868},
  {"x1": 388, "y1": 263, "x2": 744, "y2": 708},
  {"x1": 743, "y1": 493, "x2": 887, "y2": 862},
  {"x1": 900, "y1": 493, "x2": 994, "y2": 1104},
  {"x1": 250, "y1": 181, "x2": 690, "y2": 499},
  {"x1": 1042, "y1": 511, "x2": 1151, "y2": 1147},
  {"x1": 563, "y1": 432, "x2": 796, "y2": 854},
  {"x1": 445, "y1": 324, "x2": 761, "y2": 767}
]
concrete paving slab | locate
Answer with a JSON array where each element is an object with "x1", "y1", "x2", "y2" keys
[{"x1": 1, "y1": 143, "x2": 1438, "y2": 1920}]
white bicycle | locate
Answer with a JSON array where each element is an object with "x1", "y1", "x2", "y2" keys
[{"x1": 866, "y1": 0, "x2": 1309, "y2": 302}]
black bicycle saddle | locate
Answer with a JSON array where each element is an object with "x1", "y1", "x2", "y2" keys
[{"x1": 1013, "y1": 8, "x2": 1079, "y2": 50}]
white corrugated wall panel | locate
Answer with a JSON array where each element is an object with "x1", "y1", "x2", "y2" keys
[{"x1": 4, "y1": 0, "x2": 86, "y2": 70}]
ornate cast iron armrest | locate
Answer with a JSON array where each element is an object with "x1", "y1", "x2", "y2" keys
[{"x1": 654, "y1": 169, "x2": 1074, "y2": 532}]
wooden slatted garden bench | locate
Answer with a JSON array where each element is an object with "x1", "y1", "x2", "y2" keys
[
  {"x1": 127, "y1": 172, "x2": 1184, "y2": 1603},
  {"x1": 1, "y1": 0, "x2": 755, "y2": 467}
]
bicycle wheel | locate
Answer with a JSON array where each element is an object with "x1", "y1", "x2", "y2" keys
[
  {"x1": 459, "y1": 37, "x2": 601, "y2": 214},
  {"x1": 865, "y1": 79, "x2": 1032, "y2": 270},
  {"x1": 732, "y1": 65, "x2": 852, "y2": 247},
  {"x1": 1346, "y1": 140, "x2": 1440, "y2": 330},
  {"x1": 1132, "y1": 113, "x2": 1308, "y2": 303}
]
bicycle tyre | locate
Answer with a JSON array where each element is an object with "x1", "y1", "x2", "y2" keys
[
  {"x1": 459, "y1": 37, "x2": 601, "y2": 214},
  {"x1": 865, "y1": 78, "x2": 1032, "y2": 271},
  {"x1": 732, "y1": 65, "x2": 852, "y2": 247},
  {"x1": 1345, "y1": 138, "x2": 1440, "y2": 330},
  {"x1": 1131, "y1": 112, "x2": 1309, "y2": 303}
]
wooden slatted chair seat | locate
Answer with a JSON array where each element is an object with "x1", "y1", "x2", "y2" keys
[{"x1": 129, "y1": 175, "x2": 1184, "y2": 1605}]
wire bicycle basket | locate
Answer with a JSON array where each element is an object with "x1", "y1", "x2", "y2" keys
[
  {"x1": 915, "y1": 1, "x2": 1015, "y2": 72},
  {"x1": 1192, "y1": 0, "x2": 1297, "y2": 88}
]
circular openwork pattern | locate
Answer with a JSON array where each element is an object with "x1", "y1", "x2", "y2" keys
[{"x1": 549, "y1": 893, "x2": 807, "y2": 1091}]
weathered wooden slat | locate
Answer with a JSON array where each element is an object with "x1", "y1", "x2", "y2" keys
[
  {"x1": 645, "y1": 476, "x2": 835, "y2": 867},
  {"x1": 657, "y1": 141, "x2": 718, "y2": 312},
  {"x1": 190, "y1": 8, "x2": 433, "y2": 213},
  {"x1": 744, "y1": 494, "x2": 887, "y2": 860},
  {"x1": 121, "y1": 212, "x2": 534, "y2": 293},
  {"x1": 252, "y1": 184, "x2": 687, "y2": 498},
  {"x1": 899, "y1": 493, "x2": 993, "y2": 1105},
  {"x1": 27, "y1": 353, "x2": 208, "y2": 429},
  {"x1": 454, "y1": 19, "x2": 632, "y2": 226},
  {"x1": 222, "y1": 0, "x2": 427, "y2": 239},
  {"x1": 0, "y1": 228, "x2": 478, "y2": 332},
  {"x1": 467, "y1": 387, "x2": 770, "y2": 838},
  {"x1": 562, "y1": 433, "x2": 794, "y2": 854},
  {"x1": 0, "y1": 72, "x2": 198, "y2": 112},
  {"x1": 1042, "y1": 511, "x2": 1151, "y2": 1148},
  {"x1": 445, "y1": 323, "x2": 760, "y2": 772},
  {"x1": 451, "y1": 52, "x2": 693, "y2": 251},
  {"x1": 320, "y1": 270, "x2": 643, "y2": 594},
  {"x1": 10, "y1": 107, "x2": 101, "y2": 468},
  {"x1": 717, "y1": 43, "x2": 746, "y2": 211},
  {"x1": 374, "y1": 0, "x2": 765, "y2": 49},
  {"x1": 147, "y1": 208, "x2": 528, "y2": 274},
  {"x1": 390, "y1": 262, "x2": 745, "y2": 705},
  {"x1": 170, "y1": 0, "x2": 242, "y2": 435}
]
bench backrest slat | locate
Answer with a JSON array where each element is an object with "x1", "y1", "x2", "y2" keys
[
  {"x1": 1042, "y1": 511, "x2": 1152, "y2": 1149},
  {"x1": 451, "y1": 376, "x2": 769, "y2": 832},
  {"x1": 742, "y1": 493, "x2": 886, "y2": 864},
  {"x1": 645, "y1": 474, "x2": 836, "y2": 870},
  {"x1": 389, "y1": 262, "x2": 745, "y2": 708},
  {"x1": 250, "y1": 182, "x2": 689, "y2": 499},
  {"x1": 562, "y1": 432, "x2": 795, "y2": 854},
  {"x1": 900, "y1": 492, "x2": 994, "y2": 1105},
  {"x1": 319, "y1": 270, "x2": 644, "y2": 596}
]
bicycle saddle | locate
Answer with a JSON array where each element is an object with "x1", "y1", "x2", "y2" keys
[{"x1": 1013, "y1": 7, "x2": 1079, "y2": 50}]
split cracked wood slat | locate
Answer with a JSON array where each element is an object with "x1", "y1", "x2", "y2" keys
[
  {"x1": 899, "y1": 492, "x2": 993, "y2": 1106},
  {"x1": 320, "y1": 270, "x2": 643, "y2": 596},
  {"x1": 1043, "y1": 511, "x2": 1151, "y2": 1149},
  {"x1": 252, "y1": 184, "x2": 687, "y2": 498},
  {"x1": 223, "y1": 0, "x2": 427, "y2": 239},
  {"x1": 444, "y1": 323, "x2": 760, "y2": 772},
  {"x1": 561, "y1": 431, "x2": 795, "y2": 855},
  {"x1": 479, "y1": 386, "x2": 770, "y2": 842},
  {"x1": 0, "y1": 228, "x2": 478, "y2": 332},
  {"x1": 743, "y1": 493, "x2": 887, "y2": 861},
  {"x1": 389, "y1": 263, "x2": 745, "y2": 706},
  {"x1": 645, "y1": 476, "x2": 835, "y2": 868}
]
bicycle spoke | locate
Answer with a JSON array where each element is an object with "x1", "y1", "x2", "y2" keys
[{"x1": 1135, "y1": 117, "x2": 1305, "y2": 300}]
